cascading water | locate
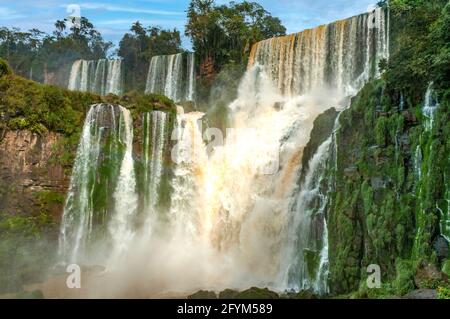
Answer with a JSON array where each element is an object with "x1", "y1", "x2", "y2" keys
[
  {"x1": 280, "y1": 135, "x2": 334, "y2": 294},
  {"x1": 412, "y1": 82, "x2": 448, "y2": 258},
  {"x1": 248, "y1": 8, "x2": 388, "y2": 96},
  {"x1": 107, "y1": 108, "x2": 138, "y2": 263},
  {"x1": 422, "y1": 82, "x2": 440, "y2": 131},
  {"x1": 68, "y1": 59, "x2": 123, "y2": 95},
  {"x1": 58, "y1": 103, "x2": 134, "y2": 264},
  {"x1": 58, "y1": 7, "x2": 388, "y2": 296},
  {"x1": 141, "y1": 111, "x2": 169, "y2": 230},
  {"x1": 145, "y1": 52, "x2": 196, "y2": 102}
]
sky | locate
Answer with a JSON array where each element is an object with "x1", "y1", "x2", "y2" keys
[{"x1": 0, "y1": 0, "x2": 379, "y2": 53}]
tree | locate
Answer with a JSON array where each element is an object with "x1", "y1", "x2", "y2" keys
[
  {"x1": 118, "y1": 23, "x2": 182, "y2": 92},
  {"x1": 185, "y1": 0, "x2": 286, "y2": 76},
  {"x1": 0, "y1": 17, "x2": 112, "y2": 84}
]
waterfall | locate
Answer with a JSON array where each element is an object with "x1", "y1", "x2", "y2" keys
[
  {"x1": 142, "y1": 111, "x2": 168, "y2": 228},
  {"x1": 169, "y1": 110, "x2": 208, "y2": 238},
  {"x1": 415, "y1": 145, "x2": 422, "y2": 182},
  {"x1": 107, "y1": 107, "x2": 138, "y2": 262},
  {"x1": 58, "y1": 103, "x2": 134, "y2": 264},
  {"x1": 422, "y1": 82, "x2": 439, "y2": 131},
  {"x1": 68, "y1": 59, "x2": 123, "y2": 95},
  {"x1": 145, "y1": 52, "x2": 196, "y2": 102},
  {"x1": 249, "y1": 7, "x2": 388, "y2": 96},
  {"x1": 412, "y1": 82, "x2": 446, "y2": 258},
  {"x1": 281, "y1": 136, "x2": 333, "y2": 293},
  {"x1": 57, "y1": 6, "x2": 388, "y2": 296}
]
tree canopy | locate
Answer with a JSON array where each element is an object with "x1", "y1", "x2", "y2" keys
[
  {"x1": 0, "y1": 17, "x2": 111, "y2": 84},
  {"x1": 185, "y1": 0, "x2": 286, "y2": 75},
  {"x1": 118, "y1": 23, "x2": 183, "y2": 92}
]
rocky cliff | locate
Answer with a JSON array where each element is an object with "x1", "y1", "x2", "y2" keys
[{"x1": 0, "y1": 130, "x2": 68, "y2": 221}]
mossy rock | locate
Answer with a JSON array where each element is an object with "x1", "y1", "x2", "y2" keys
[
  {"x1": 187, "y1": 290, "x2": 217, "y2": 299},
  {"x1": 292, "y1": 290, "x2": 318, "y2": 299},
  {"x1": 442, "y1": 260, "x2": 450, "y2": 277},
  {"x1": 0, "y1": 58, "x2": 13, "y2": 77},
  {"x1": 218, "y1": 289, "x2": 239, "y2": 299},
  {"x1": 16, "y1": 289, "x2": 44, "y2": 299},
  {"x1": 235, "y1": 287, "x2": 279, "y2": 299},
  {"x1": 394, "y1": 259, "x2": 415, "y2": 295}
]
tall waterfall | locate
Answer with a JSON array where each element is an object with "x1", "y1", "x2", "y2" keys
[
  {"x1": 142, "y1": 111, "x2": 169, "y2": 228},
  {"x1": 68, "y1": 59, "x2": 123, "y2": 95},
  {"x1": 58, "y1": 7, "x2": 388, "y2": 296},
  {"x1": 58, "y1": 103, "x2": 135, "y2": 263},
  {"x1": 249, "y1": 8, "x2": 388, "y2": 96},
  {"x1": 145, "y1": 52, "x2": 196, "y2": 102}
]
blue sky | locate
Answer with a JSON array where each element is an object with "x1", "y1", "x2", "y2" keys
[{"x1": 0, "y1": 0, "x2": 379, "y2": 53}]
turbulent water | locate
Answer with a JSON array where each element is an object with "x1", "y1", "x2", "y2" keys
[
  {"x1": 68, "y1": 59, "x2": 123, "y2": 95},
  {"x1": 145, "y1": 52, "x2": 196, "y2": 102},
  {"x1": 58, "y1": 7, "x2": 388, "y2": 297}
]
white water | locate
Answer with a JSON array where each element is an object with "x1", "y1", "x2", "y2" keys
[
  {"x1": 58, "y1": 7, "x2": 388, "y2": 297},
  {"x1": 142, "y1": 111, "x2": 168, "y2": 233},
  {"x1": 68, "y1": 59, "x2": 123, "y2": 95},
  {"x1": 107, "y1": 107, "x2": 138, "y2": 263},
  {"x1": 145, "y1": 52, "x2": 196, "y2": 102},
  {"x1": 59, "y1": 104, "x2": 115, "y2": 262},
  {"x1": 422, "y1": 82, "x2": 440, "y2": 131}
]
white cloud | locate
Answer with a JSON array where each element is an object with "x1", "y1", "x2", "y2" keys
[
  {"x1": 0, "y1": 7, "x2": 25, "y2": 20},
  {"x1": 97, "y1": 18, "x2": 185, "y2": 27},
  {"x1": 73, "y1": 2, "x2": 184, "y2": 16}
]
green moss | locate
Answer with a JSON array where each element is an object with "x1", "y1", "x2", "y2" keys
[
  {"x1": 234, "y1": 287, "x2": 279, "y2": 299},
  {"x1": 188, "y1": 290, "x2": 217, "y2": 299},
  {"x1": 393, "y1": 259, "x2": 415, "y2": 296},
  {"x1": 0, "y1": 58, "x2": 13, "y2": 77},
  {"x1": 437, "y1": 285, "x2": 450, "y2": 299},
  {"x1": 0, "y1": 212, "x2": 57, "y2": 293}
]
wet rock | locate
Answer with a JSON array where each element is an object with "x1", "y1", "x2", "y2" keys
[
  {"x1": 371, "y1": 177, "x2": 385, "y2": 190},
  {"x1": 433, "y1": 235, "x2": 449, "y2": 261},
  {"x1": 402, "y1": 289, "x2": 437, "y2": 299},
  {"x1": 344, "y1": 166, "x2": 358, "y2": 177},
  {"x1": 235, "y1": 287, "x2": 279, "y2": 299},
  {"x1": 414, "y1": 262, "x2": 445, "y2": 289},
  {"x1": 442, "y1": 260, "x2": 450, "y2": 277},
  {"x1": 188, "y1": 290, "x2": 217, "y2": 299},
  {"x1": 0, "y1": 130, "x2": 69, "y2": 218},
  {"x1": 218, "y1": 289, "x2": 239, "y2": 299},
  {"x1": 292, "y1": 289, "x2": 318, "y2": 299}
]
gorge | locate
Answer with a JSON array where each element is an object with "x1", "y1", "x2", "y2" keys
[
  {"x1": 0, "y1": 0, "x2": 449, "y2": 299},
  {"x1": 55, "y1": 7, "x2": 389, "y2": 297}
]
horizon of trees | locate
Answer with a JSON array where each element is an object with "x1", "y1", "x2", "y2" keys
[{"x1": 0, "y1": 1, "x2": 287, "y2": 87}]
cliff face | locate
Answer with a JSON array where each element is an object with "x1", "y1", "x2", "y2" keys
[
  {"x1": 0, "y1": 130, "x2": 69, "y2": 220},
  {"x1": 327, "y1": 80, "x2": 450, "y2": 296}
]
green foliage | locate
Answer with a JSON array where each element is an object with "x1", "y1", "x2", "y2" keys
[
  {"x1": 0, "y1": 18, "x2": 111, "y2": 83},
  {"x1": 437, "y1": 285, "x2": 450, "y2": 299},
  {"x1": 385, "y1": 0, "x2": 448, "y2": 103},
  {"x1": 327, "y1": 0, "x2": 450, "y2": 296},
  {"x1": 118, "y1": 24, "x2": 183, "y2": 92},
  {"x1": 0, "y1": 57, "x2": 12, "y2": 77},
  {"x1": 393, "y1": 259, "x2": 415, "y2": 295},
  {"x1": 0, "y1": 211, "x2": 57, "y2": 293},
  {"x1": 234, "y1": 287, "x2": 280, "y2": 299},
  {"x1": 185, "y1": 0, "x2": 285, "y2": 75},
  {"x1": 0, "y1": 74, "x2": 100, "y2": 135}
]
